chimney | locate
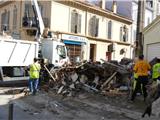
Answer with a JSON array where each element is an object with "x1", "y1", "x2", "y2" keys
[
  {"x1": 99, "y1": 0, "x2": 106, "y2": 9},
  {"x1": 112, "y1": 1, "x2": 117, "y2": 13}
]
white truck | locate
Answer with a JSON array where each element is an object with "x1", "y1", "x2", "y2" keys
[
  {"x1": 41, "y1": 38, "x2": 68, "y2": 67},
  {"x1": 0, "y1": 35, "x2": 68, "y2": 81},
  {"x1": 0, "y1": 36, "x2": 38, "y2": 81}
]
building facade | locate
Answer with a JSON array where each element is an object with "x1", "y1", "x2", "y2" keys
[
  {"x1": 131, "y1": 0, "x2": 160, "y2": 57},
  {"x1": 104, "y1": 0, "x2": 160, "y2": 58},
  {"x1": 143, "y1": 16, "x2": 160, "y2": 62},
  {"x1": 0, "y1": 0, "x2": 132, "y2": 62}
]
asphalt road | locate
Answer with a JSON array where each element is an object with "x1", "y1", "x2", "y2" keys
[{"x1": 0, "y1": 87, "x2": 159, "y2": 120}]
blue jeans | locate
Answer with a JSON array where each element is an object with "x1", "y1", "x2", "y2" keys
[{"x1": 28, "y1": 78, "x2": 39, "y2": 95}]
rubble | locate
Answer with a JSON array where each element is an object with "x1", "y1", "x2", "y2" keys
[{"x1": 42, "y1": 59, "x2": 131, "y2": 97}]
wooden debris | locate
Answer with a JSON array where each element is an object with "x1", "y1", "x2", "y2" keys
[
  {"x1": 41, "y1": 59, "x2": 131, "y2": 97},
  {"x1": 101, "y1": 72, "x2": 117, "y2": 89},
  {"x1": 44, "y1": 65, "x2": 56, "y2": 82}
]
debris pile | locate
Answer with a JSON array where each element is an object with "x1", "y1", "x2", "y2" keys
[{"x1": 42, "y1": 59, "x2": 131, "y2": 97}]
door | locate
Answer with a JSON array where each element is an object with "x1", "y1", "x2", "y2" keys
[
  {"x1": 90, "y1": 44, "x2": 96, "y2": 62},
  {"x1": 106, "y1": 52, "x2": 111, "y2": 61},
  {"x1": 147, "y1": 43, "x2": 160, "y2": 62}
]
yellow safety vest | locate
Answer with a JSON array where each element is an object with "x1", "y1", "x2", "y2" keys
[
  {"x1": 134, "y1": 73, "x2": 138, "y2": 79},
  {"x1": 29, "y1": 63, "x2": 41, "y2": 79},
  {"x1": 152, "y1": 63, "x2": 160, "y2": 79}
]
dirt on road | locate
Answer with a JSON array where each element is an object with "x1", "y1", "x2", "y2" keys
[{"x1": 0, "y1": 87, "x2": 159, "y2": 120}]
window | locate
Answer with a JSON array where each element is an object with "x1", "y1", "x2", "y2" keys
[
  {"x1": 120, "y1": 25, "x2": 128, "y2": 42},
  {"x1": 23, "y1": 2, "x2": 45, "y2": 28},
  {"x1": 23, "y1": 3, "x2": 33, "y2": 27},
  {"x1": 88, "y1": 15, "x2": 99, "y2": 37},
  {"x1": 133, "y1": 30, "x2": 136, "y2": 41},
  {"x1": 71, "y1": 10, "x2": 81, "y2": 34},
  {"x1": 146, "y1": 0, "x2": 153, "y2": 8},
  {"x1": 13, "y1": 5, "x2": 17, "y2": 29},
  {"x1": 108, "y1": 20, "x2": 112, "y2": 39},
  {"x1": 106, "y1": 21, "x2": 108, "y2": 38},
  {"x1": 56, "y1": 45, "x2": 66, "y2": 58},
  {"x1": 120, "y1": 26, "x2": 123, "y2": 41},
  {"x1": 1, "y1": 10, "x2": 10, "y2": 31},
  {"x1": 24, "y1": 3, "x2": 32, "y2": 17},
  {"x1": 147, "y1": 17, "x2": 150, "y2": 25}
]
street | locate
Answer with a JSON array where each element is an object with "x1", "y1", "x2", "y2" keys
[{"x1": 0, "y1": 87, "x2": 159, "y2": 120}]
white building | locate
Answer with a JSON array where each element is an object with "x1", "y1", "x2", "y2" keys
[
  {"x1": 143, "y1": 16, "x2": 160, "y2": 62},
  {"x1": 132, "y1": 0, "x2": 160, "y2": 57},
  {"x1": 105, "y1": 0, "x2": 160, "y2": 58},
  {"x1": 0, "y1": 0, "x2": 132, "y2": 63}
]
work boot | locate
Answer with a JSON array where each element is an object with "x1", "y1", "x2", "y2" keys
[
  {"x1": 130, "y1": 97, "x2": 135, "y2": 102},
  {"x1": 32, "y1": 90, "x2": 36, "y2": 95},
  {"x1": 142, "y1": 105, "x2": 152, "y2": 118}
]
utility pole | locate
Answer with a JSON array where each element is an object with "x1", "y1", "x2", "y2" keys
[{"x1": 135, "y1": 0, "x2": 145, "y2": 56}]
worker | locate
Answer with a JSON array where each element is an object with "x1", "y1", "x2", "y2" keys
[
  {"x1": 39, "y1": 58, "x2": 50, "y2": 85},
  {"x1": 152, "y1": 58, "x2": 160, "y2": 85},
  {"x1": 142, "y1": 58, "x2": 160, "y2": 117},
  {"x1": 133, "y1": 57, "x2": 143, "y2": 96},
  {"x1": 127, "y1": 58, "x2": 138, "y2": 99},
  {"x1": 131, "y1": 54, "x2": 151, "y2": 102},
  {"x1": 29, "y1": 58, "x2": 41, "y2": 95}
]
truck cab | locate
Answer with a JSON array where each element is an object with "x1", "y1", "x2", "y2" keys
[{"x1": 41, "y1": 38, "x2": 69, "y2": 67}]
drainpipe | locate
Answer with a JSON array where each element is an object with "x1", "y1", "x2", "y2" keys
[
  {"x1": 135, "y1": 0, "x2": 145, "y2": 56},
  {"x1": 85, "y1": 10, "x2": 87, "y2": 35},
  {"x1": 85, "y1": 10, "x2": 90, "y2": 60},
  {"x1": 20, "y1": 0, "x2": 22, "y2": 38}
]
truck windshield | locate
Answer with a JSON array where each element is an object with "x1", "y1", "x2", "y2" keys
[{"x1": 57, "y1": 45, "x2": 66, "y2": 58}]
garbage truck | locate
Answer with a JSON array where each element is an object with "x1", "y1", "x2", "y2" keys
[{"x1": 0, "y1": 35, "x2": 68, "y2": 81}]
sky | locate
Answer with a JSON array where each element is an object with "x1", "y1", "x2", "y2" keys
[{"x1": 86, "y1": 0, "x2": 132, "y2": 18}]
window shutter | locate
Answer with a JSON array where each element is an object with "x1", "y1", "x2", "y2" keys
[
  {"x1": 133, "y1": 30, "x2": 136, "y2": 41},
  {"x1": 71, "y1": 11, "x2": 79, "y2": 33},
  {"x1": 71, "y1": 11, "x2": 76, "y2": 33},
  {"x1": 7, "y1": 11, "x2": 10, "y2": 30},
  {"x1": 120, "y1": 27, "x2": 123, "y2": 41},
  {"x1": 1, "y1": 13, "x2": 5, "y2": 31},
  {"x1": 92, "y1": 16, "x2": 96, "y2": 37},
  {"x1": 88, "y1": 16, "x2": 94, "y2": 36},
  {"x1": 74, "y1": 13, "x2": 78, "y2": 33},
  {"x1": 25, "y1": 4, "x2": 32, "y2": 17},
  {"x1": 126, "y1": 28, "x2": 128, "y2": 42},
  {"x1": 108, "y1": 21, "x2": 112, "y2": 39},
  {"x1": 13, "y1": 7, "x2": 17, "y2": 29},
  {"x1": 106, "y1": 21, "x2": 108, "y2": 38},
  {"x1": 95, "y1": 18, "x2": 99, "y2": 37},
  {"x1": 88, "y1": 16, "x2": 97, "y2": 37},
  {"x1": 77, "y1": 14, "x2": 81, "y2": 33}
]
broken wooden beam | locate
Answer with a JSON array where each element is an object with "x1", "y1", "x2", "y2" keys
[
  {"x1": 82, "y1": 83, "x2": 99, "y2": 92},
  {"x1": 44, "y1": 65, "x2": 56, "y2": 82},
  {"x1": 100, "y1": 59, "x2": 129, "y2": 74},
  {"x1": 101, "y1": 72, "x2": 117, "y2": 89}
]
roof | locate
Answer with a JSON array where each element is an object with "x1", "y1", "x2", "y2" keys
[{"x1": 143, "y1": 15, "x2": 160, "y2": 33}]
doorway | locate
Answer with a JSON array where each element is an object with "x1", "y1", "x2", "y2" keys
[
  {"x1": 90, "y1": 44, "x2": 96, "y2": 62},
  {"x1": 106, "y1": 52, "x2": 112, "y2": 61}
]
